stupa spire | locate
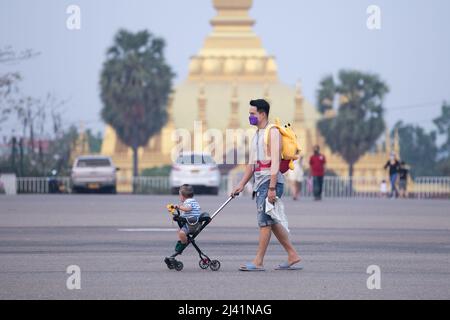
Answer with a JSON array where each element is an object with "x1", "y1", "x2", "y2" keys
[
  {"x1": 188, "y1": 0, "x2": 277, "y2": 82},
  {"x1": 211, "y1": 0, "x2": 255, "y2": 29}
]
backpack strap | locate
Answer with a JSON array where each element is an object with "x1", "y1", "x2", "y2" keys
[{"x1": 264, "y1": 118, "x2": 282, "y2": 157}]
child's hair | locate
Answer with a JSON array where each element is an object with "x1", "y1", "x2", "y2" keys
[{"x1": 179, "y1": 184, "x2": 194, "y2": 198}]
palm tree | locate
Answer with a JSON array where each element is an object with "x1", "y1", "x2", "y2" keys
[
  {"x1": 316, "y1": 70, "x2": 389, "y2": 190},
  {"x1": 100, "y1": 29, "x2": 174, "y2": 183}
]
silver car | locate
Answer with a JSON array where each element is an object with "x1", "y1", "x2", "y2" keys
[
  {"x1": 169, "y1": 153, "x2": 221, "y2": 195},
  {"x1": 71, "y1": 155, "x2": 119, "y2": 193}
]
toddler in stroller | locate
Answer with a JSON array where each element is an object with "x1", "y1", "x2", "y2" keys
[{"x1": 164, "y1": 184, "x2": 221, "y2": 271}]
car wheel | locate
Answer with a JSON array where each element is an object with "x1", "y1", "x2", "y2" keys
[
  {"x1": 171, "y1": 187, "x2": 179, "y2": 195},
  {"x1": 210, "y1": 187, "x2": 219, "y2": 195}
]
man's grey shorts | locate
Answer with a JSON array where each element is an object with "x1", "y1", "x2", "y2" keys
[{"x1": 255, "y1": 181, "x2": 284, "y2": 227}]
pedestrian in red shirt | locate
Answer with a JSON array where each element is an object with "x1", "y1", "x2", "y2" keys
[{"x1": 309, "y1": 145, "x2": 326, "y2": 201}]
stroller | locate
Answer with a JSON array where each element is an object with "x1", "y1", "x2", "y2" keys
[{"x1": 164, "y1": 194, "x2": 237, "y2": 272}]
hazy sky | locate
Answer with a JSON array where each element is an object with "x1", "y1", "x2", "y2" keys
[{"x1": 1, "y1": 0, "x2": 449, "y2": 137}]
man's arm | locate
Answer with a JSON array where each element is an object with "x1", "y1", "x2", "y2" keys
[
  {"x1": 240, "y1": 164, "x2": 254, "y2": 187},
  {"x1": 265, "y1": 127, "x2": 281, "y2": 203},
  {"x1": 231, "y1": 164, "x2": 253, "y2": 196}
]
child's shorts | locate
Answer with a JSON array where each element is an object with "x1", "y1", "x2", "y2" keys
[
  {"x1": 180, "y1": 223, "x2": 200, "y2": 235},
  {"x1": 179, "y1": 215, "x2": 201, "y2": 235}
]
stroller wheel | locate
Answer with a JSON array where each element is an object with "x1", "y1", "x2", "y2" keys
[
  {"x1": 210, "y1": 260, "x2": 221, "y2": 271},
  {"x1": 199, "y1": 259, "x2": 210, "y2": 269},
  {"x1": 175, "y1": 261, "x2": 184, "y2": 271},
  {"x1": 164, "y1": 257, "x2": 175, "y2": 270}
]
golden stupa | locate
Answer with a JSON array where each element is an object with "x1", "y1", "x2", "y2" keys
[{"x1": 99, "y1": 0, "x2": 398, "y2": 192}]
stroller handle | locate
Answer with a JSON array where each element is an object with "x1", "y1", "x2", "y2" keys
[{"x1": 210, "y1": 194, "x2": 238, "y2": 220}]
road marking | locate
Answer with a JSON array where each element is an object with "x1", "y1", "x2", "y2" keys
[{"x1": 117, "y1": 228, "x2": 177, "y2": 232}]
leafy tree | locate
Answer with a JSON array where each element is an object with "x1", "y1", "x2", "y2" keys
[
  {"x1": 0, "y1": 124, "x2": 78, "y2": 177},
  {"x1": 0, "y1": 47, "x2": 74, "y2": 177},
  {"x1": 0, "y1": 73, "x2": 20, "y2": 127},
  {"x1": 393, "y1": 121, "x2": 438, "y2": 177},
  {"x1": 0, "y1": 46, "x2": 39, "y2": 63},
  {"x1": 436, "y1": 159, "x2": 450, "y2": 176},
  {"x1": 316, "y1": 70, "x2": 389, "y2": 182},
  {"x1": 317, "y1": 76, "x2": 335, "y2": 114},
  {"x1": 0, "y1": 47, "x2": 39, "y2": 129},
  {"x1": 100, "y1": 29, "x2": 174, "y2": 182},
  {"x1": 433, "y1": 101, "x2": 450, "y2": 176},
  {"x1": 433, "y1": 101, "x2": 450, "y2": 158}
]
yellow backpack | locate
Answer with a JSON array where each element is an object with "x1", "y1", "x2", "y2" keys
[{"x1": 264, "y1": 118, "x2": 301, "y2": 173}]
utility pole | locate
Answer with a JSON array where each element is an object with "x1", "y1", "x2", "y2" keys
[
  {"x1": 38, "y1": 140, "x2": 44, "y2": 176},
  {"x1": 19, "y1": 137, "x2": 24, "y2": 177},
  {"x1": 10, "y1": 136, "x2": 17, "y2": 175}
]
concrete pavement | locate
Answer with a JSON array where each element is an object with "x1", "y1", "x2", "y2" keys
[{"x1": 0, "y1": 194, "x2": 449, "y2": 299}]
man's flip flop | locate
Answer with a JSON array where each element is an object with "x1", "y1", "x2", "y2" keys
[
  {"x1": 275, "y1": 261, "x2": 303, "y2": 270},
  {"x1": 239, "y1": 263, "x2": 265, "y2": 272}
]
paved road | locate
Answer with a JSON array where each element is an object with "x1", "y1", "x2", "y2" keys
[{"x1": 0, "y1": 194, "x2": 449, "y2": 299}]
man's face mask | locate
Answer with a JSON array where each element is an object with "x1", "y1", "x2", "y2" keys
[{"x1": 249, "y1": 114, "x2": 259, "y2": 126}]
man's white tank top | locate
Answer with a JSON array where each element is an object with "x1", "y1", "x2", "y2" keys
[{"x1": 250, "y1": 125, "x2": 284, "y2": 192}]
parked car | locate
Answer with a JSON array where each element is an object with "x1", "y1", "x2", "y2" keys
[
  {"x1": 71, "y1": 155, "x2": 119, "y2": 193},
  {"x1": 169, "y1": 153, "x2": 220, "y2": 195}
]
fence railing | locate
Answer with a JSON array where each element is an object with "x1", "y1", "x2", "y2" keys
[
  {"x1": 5, "y1": 175, "x2": 450, "y2": 199},
  {"x1": 283, "y1": 176, "x2": 450, "y2": 199},
  {"x1": 413, "y1": 177, "x2": 450, "y2": 199},
  {"x1": 16, "y1": 177, "x2": 72, "y2": 194},
  {"x1": 131, "y1": 176, "x2": 171, "y2": 195}
]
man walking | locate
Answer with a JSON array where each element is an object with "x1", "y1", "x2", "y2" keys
[
  {"x1": 231, "y1": 99, "x2": 302, "y2": 271},
  {"x1": 398, "y1": 161, "x2": 410, "y2": 198},
  {"x1": 384, "y1": 153, "x2": 400, "y2": 198},
  {"x1": 309, "y1": 145, "x2": 326, "y2": 201}
]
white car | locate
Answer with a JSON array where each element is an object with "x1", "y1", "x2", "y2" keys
[
  {"x1": 169, "y1": 153, "x2": 221, "y2": 195},
  {"x1": 71, "y1": 155, "x2": 119, "y2": 193}
]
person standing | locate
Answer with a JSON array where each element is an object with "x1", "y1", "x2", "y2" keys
[
  {"x1": 384, "y1": 153, "x2": 401, "y2": 198},
  {"x1": 231, "y1": 99, "x2": 302, "y2": 271},
  {"x1": 287, "y1": 156, "x2": 304, "y2": 200},
  {"x1": 309, "y1": 146, "x2": 326, "y2": 201},
  {"x1": 398, "y1": 161, "x2": 410, "y2": 199},
  {"x1": 380, "y1": 179, "x2": 388, "y2": 198}
]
